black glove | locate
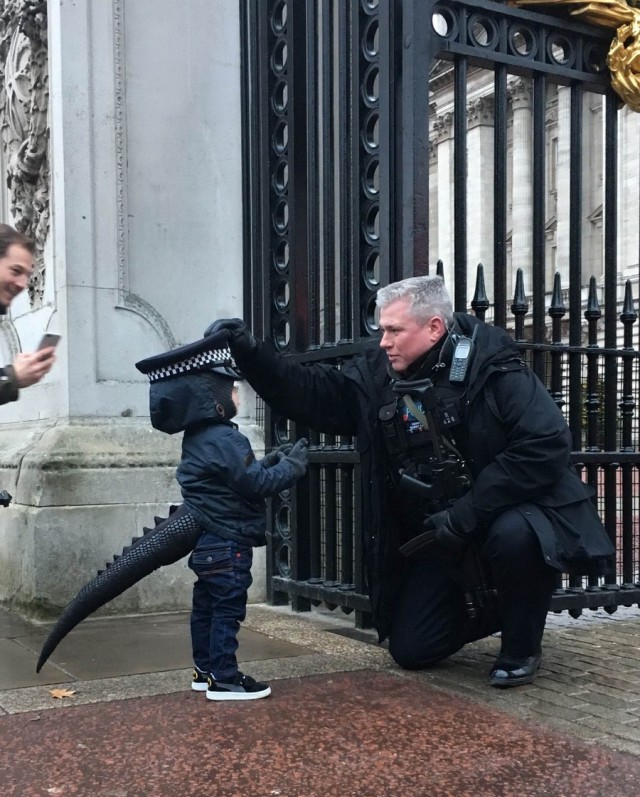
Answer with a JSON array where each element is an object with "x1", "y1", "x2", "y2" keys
[
  {"x1": 424, "y1": 509, "x2": 469, "y2": 557},
  {"x1": 203, "y1": 318, "x2": 257, "y2": 360},
  {"x1": 283, "y1": 438, "x2": 309, "y2": 478},
  {"x1": 400, "y1": 504, "x2": 476, "y2": 561},
  {"x1": 262, "y1": 443, "x2": 294, "y2": 468}
]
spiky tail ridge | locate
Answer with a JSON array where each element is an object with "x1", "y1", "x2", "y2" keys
[{"x1": 36, "y1": 504, "x2": 202, "y2": 673}]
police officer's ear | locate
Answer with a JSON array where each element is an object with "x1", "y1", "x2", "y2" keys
[{"x1": 426, "y1": 315, "x2": 447, "y2": 343}]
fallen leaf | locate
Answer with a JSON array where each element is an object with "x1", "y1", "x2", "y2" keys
[{"x1": 49, "y1": 688, "x2": 76, "y2": 699}]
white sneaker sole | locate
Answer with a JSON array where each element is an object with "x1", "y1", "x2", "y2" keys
[
  {"x1": 191, "y1": 682, "x2": 208, "y2": 692},
  {"x1": 206, "y1": 686, "x2": 271, "y2": 701}
]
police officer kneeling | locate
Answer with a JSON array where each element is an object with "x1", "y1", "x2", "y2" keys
[{"x1": 206, "y1": 275, "x2": 614, "y2": 688}]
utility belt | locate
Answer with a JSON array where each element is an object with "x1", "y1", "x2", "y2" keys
[{"x1": 457, "y1": 543, "x2": 498, "y2": 623}]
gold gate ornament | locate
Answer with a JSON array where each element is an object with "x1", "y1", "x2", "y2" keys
[{"x1": 511, "y1": 0, "x2": 640, "y2": 111}]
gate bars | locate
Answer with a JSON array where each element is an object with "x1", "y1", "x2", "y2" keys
[{"x1": 240, "y1": 0, "x2": 640, "y2": 625}]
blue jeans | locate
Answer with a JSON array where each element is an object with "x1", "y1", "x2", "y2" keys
[{"x1": 188, "y1": 532, "x2": 253, "y2": 681}]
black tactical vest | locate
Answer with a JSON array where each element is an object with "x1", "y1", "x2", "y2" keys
[
  {"x1": 379, "y1": 370, "x2": 468, "y2": 475},
  {"x1": 378, "y1": 370, "x2": 471, "y2": 535}
]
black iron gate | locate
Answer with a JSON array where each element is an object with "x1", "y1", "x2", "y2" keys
[{"x1": 240, "y1": 0, "x2": 640, "y2": 624}]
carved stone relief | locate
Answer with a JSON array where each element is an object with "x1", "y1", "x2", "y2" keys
[
  {"x1": 467, "y1": 96, "x2": 495, "y2": 129},
  {"x1": 0, "y1": 0, "x2": 49, "y2": 306}
]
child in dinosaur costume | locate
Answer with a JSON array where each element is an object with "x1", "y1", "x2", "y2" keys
[{"x1": 37, "y1": 333, "x2": 308, "y2": 698}]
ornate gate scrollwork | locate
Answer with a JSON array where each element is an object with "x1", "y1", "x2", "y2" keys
[
  {"x1": 242, "y1": 0, "x2": 640, "y2": 625},
  {"x1": 0, "y1": 0, "x2": 49, "y2": 305},
  {"x1": 513, "y1": 0, "x2": 640, "y2": 111}
]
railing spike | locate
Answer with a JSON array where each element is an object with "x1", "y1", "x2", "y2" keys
[
  {"x1": 471, "y1": 263, "x2": 490, "y2": 319},
  {"x1": 585, "y1": 275, "x2": 601, "y2": 320},
  {"x1": 621, "y1": 279, "x2": 637, "y2": 323},
  {"x1": 511, "y1": 268, "x2": 528, "y2": 315},
  {"x1": 549, "y1": 272, "x2": 565, "y2": 316}
]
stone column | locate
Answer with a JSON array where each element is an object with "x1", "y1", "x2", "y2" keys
[
  {"x1": 553, "y1": 88, "x2": 570, "y2": 287},
  {"x1": 466, "y1": 95, "x2": 495, "y2": 290},
  {"x1": 0, "y1": 0, "x2": 265, "y2": 617},
  {"x1": 618, "y1": 106, "x2": 640, "y2": 281},
  {"x1": 433, "y1": 112, "x2": 454, "y2": 274},
  {"x1": 428, "y1": 138, "x2": 438, "y2": 266},
  {"x1": 509, "y1": 78, "x2": 533, "y2": 282}
]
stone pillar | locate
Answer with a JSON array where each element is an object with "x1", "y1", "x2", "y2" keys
[
  {"x1": 433, "y1": 112, "x2": 454, "y2": 274},
  {"x1": 0, "y1": 0, "x2": 266, "y2": 618},
  {"x1": 553, "y1": 88, "x2": 570, "y2": 287},
  {"x1": 583, "y1": 96, "x2": 603, "y2": 283},
  {"x1": 618, "y1": 106, "x2": 640, "y2": 281},
  {"x1": 466, "y1": 95, "x2": 495, "y2": 290},
  {"x1": 509, "y1": 78, "x2": 533, "y2": 281},
  {"x1": 428, "y1": 138, "x2": 438, "y2": 266}
]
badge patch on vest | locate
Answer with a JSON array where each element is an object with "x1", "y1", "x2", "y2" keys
[
  {"x1": 401, "y1": 399, "x2": 426, "y2": 435},
  {"x1": 440, "y1": 400, "x2": 461, "y2": 428}
]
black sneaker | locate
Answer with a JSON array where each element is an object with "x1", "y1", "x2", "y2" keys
[
  {"x1": 206, "y1": 672, "x2": 271, "y2": 701},
  {"x1": 191, "y1": 666, "x2": 209, "y2": 692}
]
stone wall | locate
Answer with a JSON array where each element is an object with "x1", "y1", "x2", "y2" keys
[{"x1": 0, "y1": 0, "x2": 258, "y2": 618}]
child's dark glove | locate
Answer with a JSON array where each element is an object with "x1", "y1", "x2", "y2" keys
[
  {"x1": 283, "y1": 438, "x2": 309, "y2": 478},
  {"x1": 262, "y1": 443, "x2": 294, "y2": 468},
  {"x1": 203, "y1": 318, "x2": 257, "y2": 360}
]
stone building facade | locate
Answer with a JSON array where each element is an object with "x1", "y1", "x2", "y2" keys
[{"x1": 428, "y1": 60, "x2": 639, "y2": 343}]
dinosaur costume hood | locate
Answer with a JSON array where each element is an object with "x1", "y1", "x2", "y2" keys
[{"x1": 149, "y1": 370, "x2": 238, "y2": 435}]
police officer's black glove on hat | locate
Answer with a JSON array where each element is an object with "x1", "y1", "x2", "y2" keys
[
  {"x1": 203, "y1": 318, "x2": 257, "y2": 361},
  {"x1": 283, "y1": 438, "x2": 309, "y2": 478},
  {"x1": 262, "y1": 443, "x2": 294, "y2": 468}
]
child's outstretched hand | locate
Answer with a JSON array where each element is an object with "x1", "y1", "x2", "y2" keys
[
  {"x1": 262, "y1": 443, "x2": 294, "y2": 468},
  {"x1": 283, "y1": 438, "x2": 309, "y2": 478}
]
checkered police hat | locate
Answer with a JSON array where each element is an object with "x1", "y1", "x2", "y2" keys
[{"x1": 135, "y1": 332, "x2": 238, "y2": 384}]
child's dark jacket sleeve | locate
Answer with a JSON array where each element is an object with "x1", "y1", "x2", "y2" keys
[{"x1": 201, "y1": 427, "x2": 302, "y2": 499}]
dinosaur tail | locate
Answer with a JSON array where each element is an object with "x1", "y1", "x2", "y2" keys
[{"x1": 36, "y1": 504, "x2": 202, "y2": 673}]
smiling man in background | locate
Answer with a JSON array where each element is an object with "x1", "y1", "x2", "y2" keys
[{"x1": 0, "y1": 224, "x2": 56, "y2": 404}]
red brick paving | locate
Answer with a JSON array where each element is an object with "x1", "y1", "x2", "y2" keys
[{"x1": 1, "y1": 670, "x2": 639, "y2": 797}]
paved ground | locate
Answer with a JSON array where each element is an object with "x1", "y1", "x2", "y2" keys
[{"x1": 2, "y1": 602, "x2": 640, "y2": 796}]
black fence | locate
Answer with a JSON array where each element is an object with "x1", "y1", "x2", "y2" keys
[{"x1": 240, "y1": 0, "x2": 640, "y2": 624}]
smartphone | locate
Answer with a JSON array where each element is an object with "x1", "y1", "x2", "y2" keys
[{"x1": 37, "y1": 333, "x2": 61, "y2": 351}]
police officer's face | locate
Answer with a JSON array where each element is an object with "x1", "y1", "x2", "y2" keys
[
  {"x1": 379, "y1": 298, "x2": 446, "y2": 374},
  {"x1": 0, "y1": 244, "x2": 33, "y2": 308}
]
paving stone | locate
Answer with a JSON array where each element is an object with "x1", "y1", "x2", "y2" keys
[
  {"x1": 576, "y1": 689, "x2": 633, "y2": 710},
  {"x1": 2, "y1": 671, "x2": 640, "y2": 797},
  {"x1": 2, "y1": 601, "x2": 640, "y2": 770}
]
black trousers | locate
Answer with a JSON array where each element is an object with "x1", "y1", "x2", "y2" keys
[{"x1": 388, "y1": 507, "x2": 558, "y2": 669}]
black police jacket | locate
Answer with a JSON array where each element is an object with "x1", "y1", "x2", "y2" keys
[{"x1": 235, "y1": 313, "x2": 614, "y2": 640}]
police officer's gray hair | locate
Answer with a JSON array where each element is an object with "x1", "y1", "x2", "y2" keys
[{"x1": 376, "y1": 275, "x2": 453, "y2": 325}]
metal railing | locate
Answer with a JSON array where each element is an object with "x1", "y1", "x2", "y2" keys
[{"x1": 241, "y1": 0, "x2": 639, "y2": 624}]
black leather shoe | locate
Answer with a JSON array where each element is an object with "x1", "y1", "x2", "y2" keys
[{"x1": 488, "y1": 653, "x2": 541, "y2": 688}]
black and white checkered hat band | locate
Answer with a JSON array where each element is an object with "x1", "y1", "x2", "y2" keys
[{"x1": 146, "y1": 346, "x2": 234, "y2": 383}]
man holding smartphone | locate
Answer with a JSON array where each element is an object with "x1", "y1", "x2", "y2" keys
[{"x1": 0, "y1": 224, "x2": 56, "y2": 405}]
